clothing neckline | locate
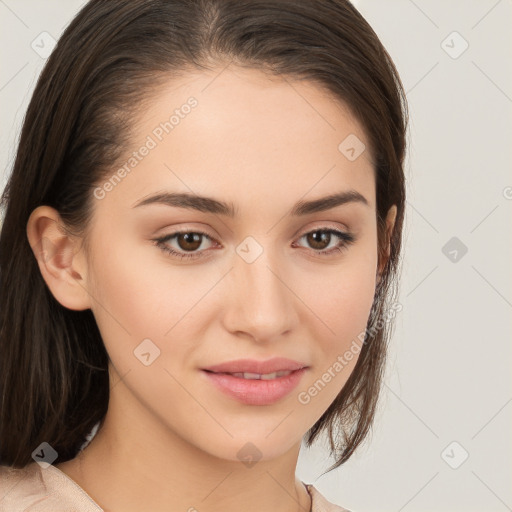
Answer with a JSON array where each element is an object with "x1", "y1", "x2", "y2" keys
[{"x1": 47, "y1": 463, "x2": 103, "y2": 509}]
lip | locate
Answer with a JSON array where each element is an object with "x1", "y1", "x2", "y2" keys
[
  {"x1": 202, "y1": 368, "x2": 307, "y2": 405},
  {"x1": 203, "y1": 357, "x2": 308, "y2": 374},
  {"x1": 201, "y1": 358, "x2": 309, "y2": 406}
]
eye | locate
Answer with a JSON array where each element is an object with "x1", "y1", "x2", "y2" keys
[
  {"x1": 153, "y1": 226, "x2": 355, "y2": 261},
  {"x1": 293, "y1": 228, "x2": 356, "y2": 256},
  {"x1": 152, "y1": 230, "x2": 217, "y2": 261}
]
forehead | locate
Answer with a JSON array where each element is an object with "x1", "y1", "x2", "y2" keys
[{"x1": 99, "y1": 66, "x2": 375, "y2": 214}]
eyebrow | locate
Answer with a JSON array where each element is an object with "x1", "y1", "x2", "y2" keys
[{"x1": 131, "y1": 190, "x2": 369, "y2": 216}]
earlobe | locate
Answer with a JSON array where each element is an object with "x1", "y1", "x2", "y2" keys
[
  {"x1": 26, "y1": 205, "x2": 92, "y2": 311},
  {"x1": 376, "y1": 204, "x2": 397, "y2": 285}
]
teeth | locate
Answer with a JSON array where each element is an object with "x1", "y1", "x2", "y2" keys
[
  {"x1": 227, "y1": 370, "x2": 293, "y2": 380},
  {"x1": 260, "y1": 372, "x2": 278, "y2": 380}
]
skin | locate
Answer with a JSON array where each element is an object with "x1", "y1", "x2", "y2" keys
[{"x1": 27, "y1": 65, "x2": 397, "y2": 512}]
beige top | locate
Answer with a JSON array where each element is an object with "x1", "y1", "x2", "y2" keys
[{"x1": 0, "y1": 463, "x2": 352, "y2": 512}]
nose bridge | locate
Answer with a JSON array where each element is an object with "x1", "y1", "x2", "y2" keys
[{"x1": 223, "y1": 240, "x2": 297, "y2": 340}]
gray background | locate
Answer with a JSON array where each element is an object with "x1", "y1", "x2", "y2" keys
[{"x1": 1, "y1": 1, "x2": 511, "y2": 511}]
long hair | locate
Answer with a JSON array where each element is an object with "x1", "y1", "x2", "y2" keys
[{"x1": 0, "y1": 0, "x2": 408, "y2": 469}]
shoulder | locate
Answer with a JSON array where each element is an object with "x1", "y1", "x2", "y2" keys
[
  {"x1": 0, "y1": 463, "x2": 103, "y2": 512},
  {"x1": 305, "y1": 482, "x2": 355, "y2": 512}
]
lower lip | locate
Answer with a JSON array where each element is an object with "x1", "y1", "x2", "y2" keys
[{"x1": 201, "y1": 368, "x2": 307, "y2": 405}]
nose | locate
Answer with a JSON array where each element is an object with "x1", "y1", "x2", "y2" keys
[{"x1": 221, "y1": 245, "x2": 299, "y2": 343}]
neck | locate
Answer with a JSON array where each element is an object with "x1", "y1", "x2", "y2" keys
[{"x1": 56, "y1": 378, "x2": 312, "y2": 512}]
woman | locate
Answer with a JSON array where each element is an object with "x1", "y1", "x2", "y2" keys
[{"x1": 0, "y1": 1, "x2": 408, "y2": 510}]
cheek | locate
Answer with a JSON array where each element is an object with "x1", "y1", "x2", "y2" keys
[
  {"x1": 85, "y1": 234, "x2": 177, "y2": 347},
  {"x1": 298, "y1": 249, "x2": 377, "y2": 347},
  {"x1": 293, "y1": 255, "x2": 377, "y2": 415},
  {"x1": 325, "y1": 270, "x2": 376, "y2": 338},
  {"x1": 86, "y1": 232, "x2": 218, "y2": 370}
]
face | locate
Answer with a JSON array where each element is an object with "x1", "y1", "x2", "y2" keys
[{"x1": 69, "y1": 67, "x2": 385, "y2": 462}]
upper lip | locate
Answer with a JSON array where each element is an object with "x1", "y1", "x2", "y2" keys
[{"x1": 203, "y1": 357, "x2": 308, "y2": 374}]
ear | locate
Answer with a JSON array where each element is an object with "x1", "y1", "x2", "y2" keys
[
  {"x1": 26, "y1": 205, "x2": 92, "y2": 311},
  {"x1": 376, "y1": 204, "x2": 397, "y2": 285}
]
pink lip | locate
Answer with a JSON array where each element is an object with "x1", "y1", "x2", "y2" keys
[
  {"x1": 203, "y1": 357, "x2": 308, "y2": 374},
  {"x1": 201, "y1": 358, "x2": 309, "y2": 406},
  {"x1": 202, "y1": 368, "x2": 307, "y2": 405}
]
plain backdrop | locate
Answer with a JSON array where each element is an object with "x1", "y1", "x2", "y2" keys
[{"x1": 1, "y1": 1, "x2": 511, "y2": 511}]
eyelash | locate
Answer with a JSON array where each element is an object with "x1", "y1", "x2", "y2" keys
[{"x1": 152, "y1": 228, "x2": 356, "y2": 261}]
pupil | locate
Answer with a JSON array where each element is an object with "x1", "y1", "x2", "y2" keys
[
  {"x1": 179, "y1": 233, "x2": 202, "y2": 251},
  {"x1": 308, "y1": 231, "x2": 330, "y2": 250}
]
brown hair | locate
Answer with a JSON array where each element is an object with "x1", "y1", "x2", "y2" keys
[{"x1": 0, "y1": 0, "x2": 408, "y2": 470}]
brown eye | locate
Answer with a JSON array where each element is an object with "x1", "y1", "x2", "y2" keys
[
  {"x1": 294, "y1": 228, "x2": 356, "y2": 256},
  {"x1": 305, "y1": 230, "x2": 332, "y2": 250},
  {"x1": 176, "y1": 232, "x2": 203, "y2": 251},
  {"x1": 153, "y1": 230, "x2": 216, "y2": 260}
]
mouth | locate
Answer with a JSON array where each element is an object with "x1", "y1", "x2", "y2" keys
[
  {"x1": 203, "y1": 369, "x2": 295, "y2": 380},
  {"x1": 201, "y1": 366, "x2": 308, "y2": 405},
  {"x1": 202, "y1": 357, "x2": 308, "y2": 375}
]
